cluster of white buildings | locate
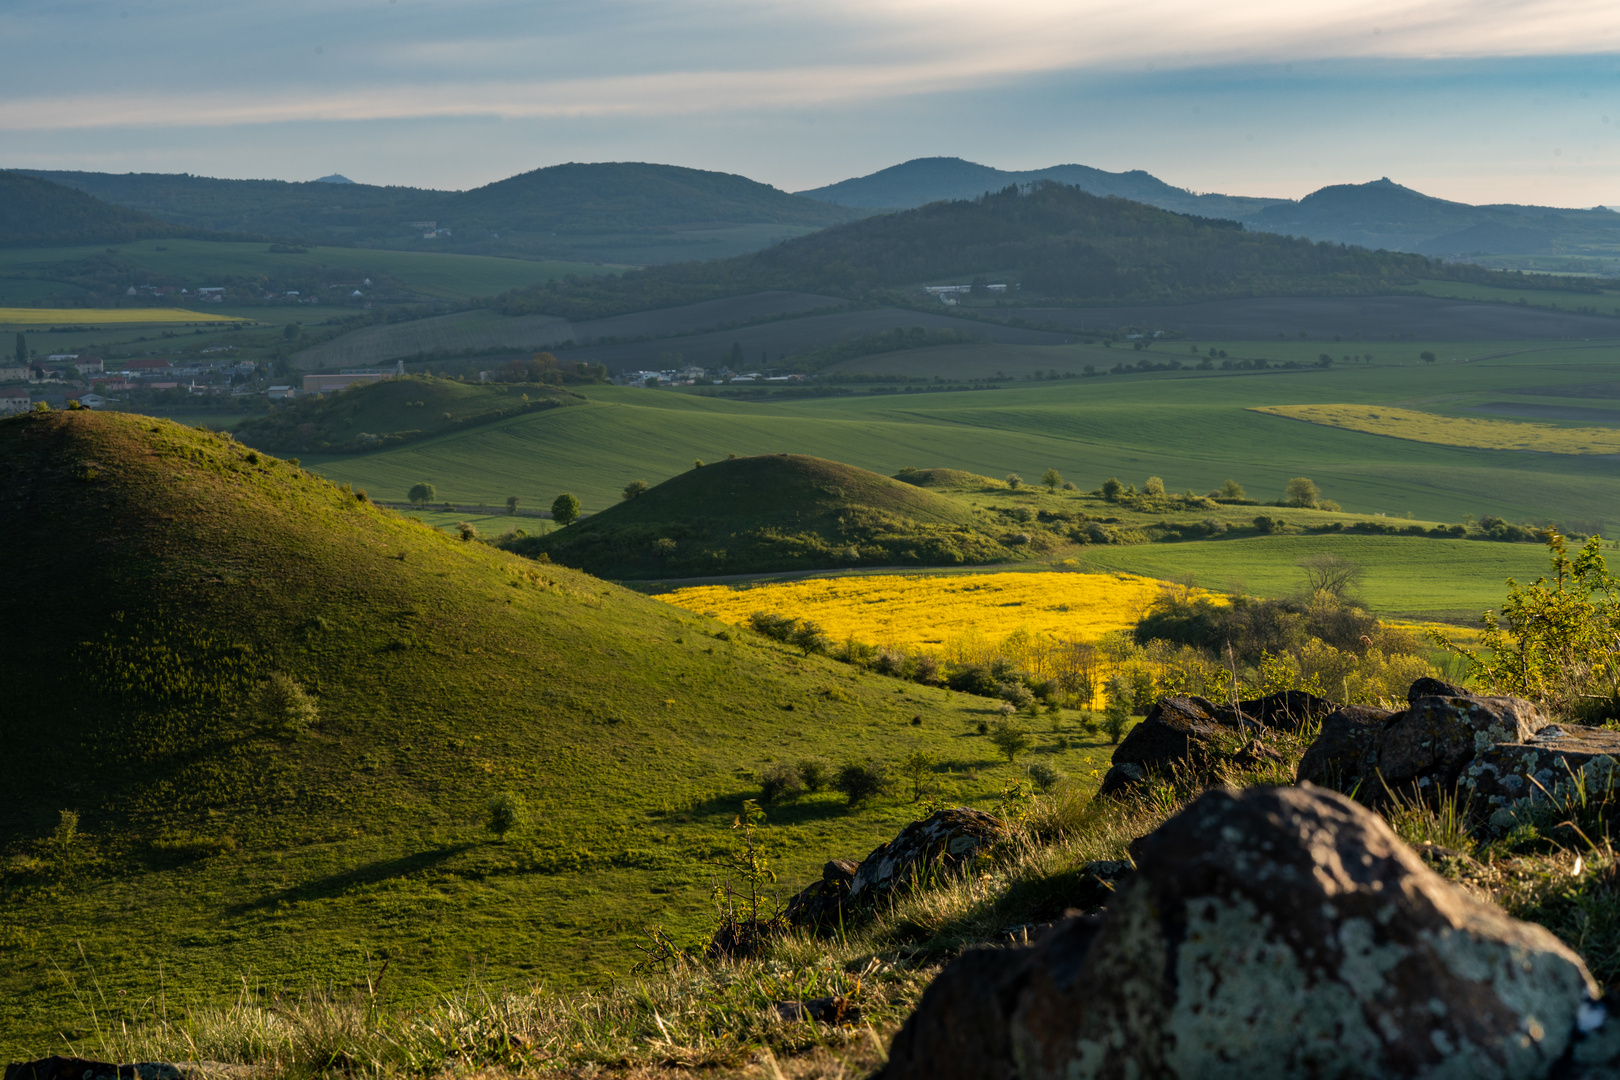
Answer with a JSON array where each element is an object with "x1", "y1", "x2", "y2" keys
[{"x1": 616, "y1": 365, "x2": 806, "y2": 388}]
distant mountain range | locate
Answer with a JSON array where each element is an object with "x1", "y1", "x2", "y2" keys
[
  {"x1": 797, "y1": 156, "x2": 1279, "y2": 221},
  {"x1": 8, "y1": 156, "x2": 1620, "y2": 271},
  {"x1": 800, "y1": 159, "x2": 1620, "y2": 268},
  {"x1": 10, "y1": 163, "x2": 866, "y2": 263}
]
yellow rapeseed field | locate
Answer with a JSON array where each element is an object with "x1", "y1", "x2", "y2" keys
[
  {"x1": 0, "y1": 308, "x2": 248, "y2": 325},
  {"x1": 659, "y1": 571, "x2": 1175, "y2": 659},
  {"x1": 1253, "y1": 404, "x2": 1620, "y2": 455}
]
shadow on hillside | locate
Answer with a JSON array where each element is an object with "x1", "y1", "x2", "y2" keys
[
  {"x1": 230, "y1": 842, "x2": 474, "y2": 914},
  {"x1": 664, "y1": 789, "x2": 878, "y2": 827}
]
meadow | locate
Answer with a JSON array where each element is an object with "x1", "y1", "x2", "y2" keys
[
  {"x1": 0, "y1": 307, "x2": 248, "y2": 326},
  {"x1": 1257, "y1": 403, "x2": 1620, "y2": 454}
]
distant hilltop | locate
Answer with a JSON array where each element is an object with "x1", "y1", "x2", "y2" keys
[{"x1": 313, "y1": 173, "x2": 355, "y2": 184}]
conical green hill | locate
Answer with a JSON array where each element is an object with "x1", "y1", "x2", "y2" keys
[
  {"x1": 0, "y1": 412, "x2": 1015, "y2": 1049},
  {"x1": 525, "y1": 453, "x2": 1022, "y2": 578}
]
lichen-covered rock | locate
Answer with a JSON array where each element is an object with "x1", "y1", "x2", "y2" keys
[
  {"x1": 846, "y1": 808, "x2": 1005, "y2": 908},
  {"x1": 3, "y1": 1061, "x2": 186, "y2": 1080},
  {"x1": 1294, "y1": 704, "x2": 1399, "y2": 790},
  {"x1": 1377, "y1": 693, "x2": 1549, "y2": 792},
  {"x1": 884, "y1": 785, "x2": 1613, "y2": 1079},
  {"x1": 1469, "y1": 729, "x2": 1620, "y2": 835},
  {"x1": 783, "y1": 858, "x2": 859, "y2": 933}
]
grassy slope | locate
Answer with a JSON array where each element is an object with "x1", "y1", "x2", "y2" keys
[
  {"x1": 0, "y1": 410, "x2": 1107, "y2": 1055},
  {"x1": 0, "y1": 239, "x2": 611, "y2": 302},
  {"x1": 525, "y1": 454, "x2": 1027, "y2": 578}
]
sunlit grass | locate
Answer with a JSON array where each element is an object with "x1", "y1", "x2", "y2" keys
[
  {"x1": 0, "y1": 307, "x2": 248, "y2": 325},
  {"x1": 1256, "y1": 403, "x2": 1620, "y2": 455}
]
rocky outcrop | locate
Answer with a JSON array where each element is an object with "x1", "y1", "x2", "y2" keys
[
  {"x1": 881, "y1": 785, "x2": 1615, "y2": 1079},
  {"x1": 3, "y1": 1062, "x2": 186, "y2": 1080},
  {"x1": 783, "y1": 858, "x2": 859, "y2": 933},
  {"x1": 1378, "y1": 692, "x2": 1550, "y2": 793},
  {"x1": 1222, "y1": 688, "x2": 1338, "y2": 733},
  {"x1": 1294, "y1": 704, "x2": 1398, "y2": 789},
  {"x1": 1469, "y1": 726, "x2": 1620, "y2": 834},
  {"x1": 1096, "y1": 696, "x2": 1227, "y2": 797},
  {"x1": 846, "y1": 808, "x2": 1005, "y2": 908}
]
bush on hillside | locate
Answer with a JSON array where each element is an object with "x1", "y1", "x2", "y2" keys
[
  {"x1": 988, "y1": 720, "x2": 1033, "y2": 762},
  {"x1": 246, "y1": 672, "x2": 318, "y2": 735},
  {"x1": 486, "y1": 792, "x2": 525, "y2": 841},
  {"x1": 834, "y1": 762, "x2": 890, "y2": 806},
  {"x1": 796, "y1": 758, "x2": 830, "y2": 792},
  {"x1": 758, "y1": 764, "x2": 803, "y2": 804}
]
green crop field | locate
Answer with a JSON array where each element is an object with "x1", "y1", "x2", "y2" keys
[
  {"x1": 0, "y1": 239, "x2": 613, "y2": 302},
  {"x1": 291, "y1": 309, "x2": 573, "y2": 369}
]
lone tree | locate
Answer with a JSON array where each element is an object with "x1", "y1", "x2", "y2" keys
[
  {"x1": 408, "y1": 482, "x2": 436, "y2": 506},
  {"x1": 486, "y1": 792, "x2": 525, "y2": 841},
  {"x1": 1218, "y1": 479, "x2": 1246, "y2": 500},
  {"x1": 1101, "y1": 477, "x2": 1124, "y2": 502},
  {"x1": 622, "y1": 479, "x2": 648, "y2": 500},
  {"x1": 901, "y1": 750, "x2": 936, "y2": 802},
  {"x1": 551, "y1": 493, "x2": 580, "y2": 526},
  {"x1": 1421, "y1": 351, "x2": 1437, "y2": 363},
  {"x1": 1143, "y1": 476, "x2": 1166, "y2": 497},
  {"x1": 1298, "y1": 552, "x2": 1363, "y2": 599},
  {"x1": 1041, "y1": 467, "x2": 1064, "y2": 492},
  {"x1": 1284, "y1": 477, "x2": 1321, "y2": 508},
  {"x1": 13, "y1": 332, "x2": 24, "y2": 365},
  {"x1": 505, "y1": 495, "x2": 520, "y2": 515},
  {"x1": 1006, "y1": 474, "x2": 1023, "y2": 489}
]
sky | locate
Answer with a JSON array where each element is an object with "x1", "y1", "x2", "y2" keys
[{"x1": 4, "y1": 0, "x2": 1620, "y2": 206}]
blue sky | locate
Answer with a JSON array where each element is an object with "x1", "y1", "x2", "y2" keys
[{"x1": 3, "y1": 0, "x2": 1618, "y2": 206}]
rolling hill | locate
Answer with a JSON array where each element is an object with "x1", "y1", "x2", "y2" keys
[
  {"x1": 0, "y1": 409, "x2": 1020, "y2": 1051},
  {"x1": 516, "y1": 454, "x2": 1038, "y2": 578},
  {"x1": 1243, "y1": 177, "x2": 1620, "y2": 258},
  {"x1": 0, "y1": 171, "x2": 198, "y2": 248},
  {"x1": 798, "y1": 156, "x2": 1281, "y2": 220},
  {"x1": 17, "y1": 163, "x2": 869, "y2": 264}
]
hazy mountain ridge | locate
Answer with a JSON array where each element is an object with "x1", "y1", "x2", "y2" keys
[
  {"x1": 797, "y1": 156, "x2": 1280, "y2": 220},
  {"x1": 12, "y1": 163, "x2": 868, "y2": 264}
]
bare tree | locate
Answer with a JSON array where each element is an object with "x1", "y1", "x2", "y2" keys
[{"x1": 1297, "y1": 552, "x2": 1363, "y2": 600}]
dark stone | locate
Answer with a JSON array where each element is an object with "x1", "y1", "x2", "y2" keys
[
  {"x1": 3, "y1": 1062, "x2": 184, "y2": 1080},
  {"x1": 846, "y1": 808, "x2": 1005, "y2": 908},
  {"x1": 885, "y1": 786, "x2": 1608, "y2": 1078},
  {"x1": 1224, "y1": 689, "x2": 1338, "y2": 733},
  {"x1": 880, "y1": 918, "x2": 1101, "y2": 1080},
  {"x1": 783, "y1": 858, "x2": 859, "y2": 933},
  {"x1": 1229, "y1": 737, "x2": 1285, "y2": 771},
  {"x1": 1408, "y1": 675, "x2": 1468, "y2": 703},
  {"x1": 1294, "y1": 704, "x2": 1399, "y2": 791},
  {"x1": 1098, "y1": 696, "x2": 1226, "y2": 797},
  {"x1": 1377, "y1": 693, "x2": 1549, "y2": 792},
  {"x1": 774, "y1": 994, "x2": 862, "y2": 1026}
]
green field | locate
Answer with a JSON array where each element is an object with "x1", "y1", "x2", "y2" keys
[
  {"x1": 0, "y1": 239, "x2": 613, "y2": 302},
  {"x1": 310, "y1": 344, "x2": 1620, "y2": 527}
]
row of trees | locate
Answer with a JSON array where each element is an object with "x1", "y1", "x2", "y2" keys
[{"x1": 405, "y1": 481, "x2": 581, "y2": 526}]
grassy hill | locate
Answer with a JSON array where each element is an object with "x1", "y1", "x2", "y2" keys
[
  {"x1": 493, "y1": 182, "x2": 1556, "y2": 322},
  {"x1": 233, "y1": 375, "x2": 585, "y2": 456},
  {"x1": 0, "y1": 172, "x2": 197, "y2": 249},
  {"x1": 0, "y1": 409, "x2": 1071, "y2": 1053},
  {"x1": 516, "y1": 454, "x2": 1036, "y2": 578}
]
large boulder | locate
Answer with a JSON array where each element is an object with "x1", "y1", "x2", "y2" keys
[
  {"x1": 3, "y1": 1063, "x2": 185, "y2": 1080},
  {"x1": 845, "y1": 808, "x2": 1005, "y2": 908},
  {"x1": 1221, "y1": 689, "x2": 1338, "y2": 733},
  {"x1": 1096, "y1": 696, "x2": 1227, "y2": 797},
  {"x1": 783, "y1": 858, "x2": 859, "y2": 933},
  {"x1": 1378, "y1": 693, "x2": 1550, "y2": 793},
  {"x1": 1466, "y1": 726, "x2": 1620, "y2": 832},
  {"x1": 1294, "y1": 704, "x2": 1399, "y2": 790},
  {"x1": 882, "y1": 785, "x2": 1613, "y2": 1079}
]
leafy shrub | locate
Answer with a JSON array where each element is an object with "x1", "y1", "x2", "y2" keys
[
  {"x1": 456, "y1": 521, "x2": 477, "y2": 542},
  {"x1": 247, "y1": 672, "x2": 318, "y2": 735},
  {"x1": 1102, "y1": 695, "x2": 1131, "y2": 743},
  {"x1": 834, "y1": 761, "x2": 890, "y2": 805},
  {"x1": 1026, "y1": 761, "x2": 1063, "y2": 792},
  {"x1": 796, "y1": 758, "x2": 830, "y2": 792},
  {"x1": 758, "y1": 764, "x2": 803, "y2": 804},
  {"x1": 988, "y1": 720, "x2": 1033, "y2": 762}
]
